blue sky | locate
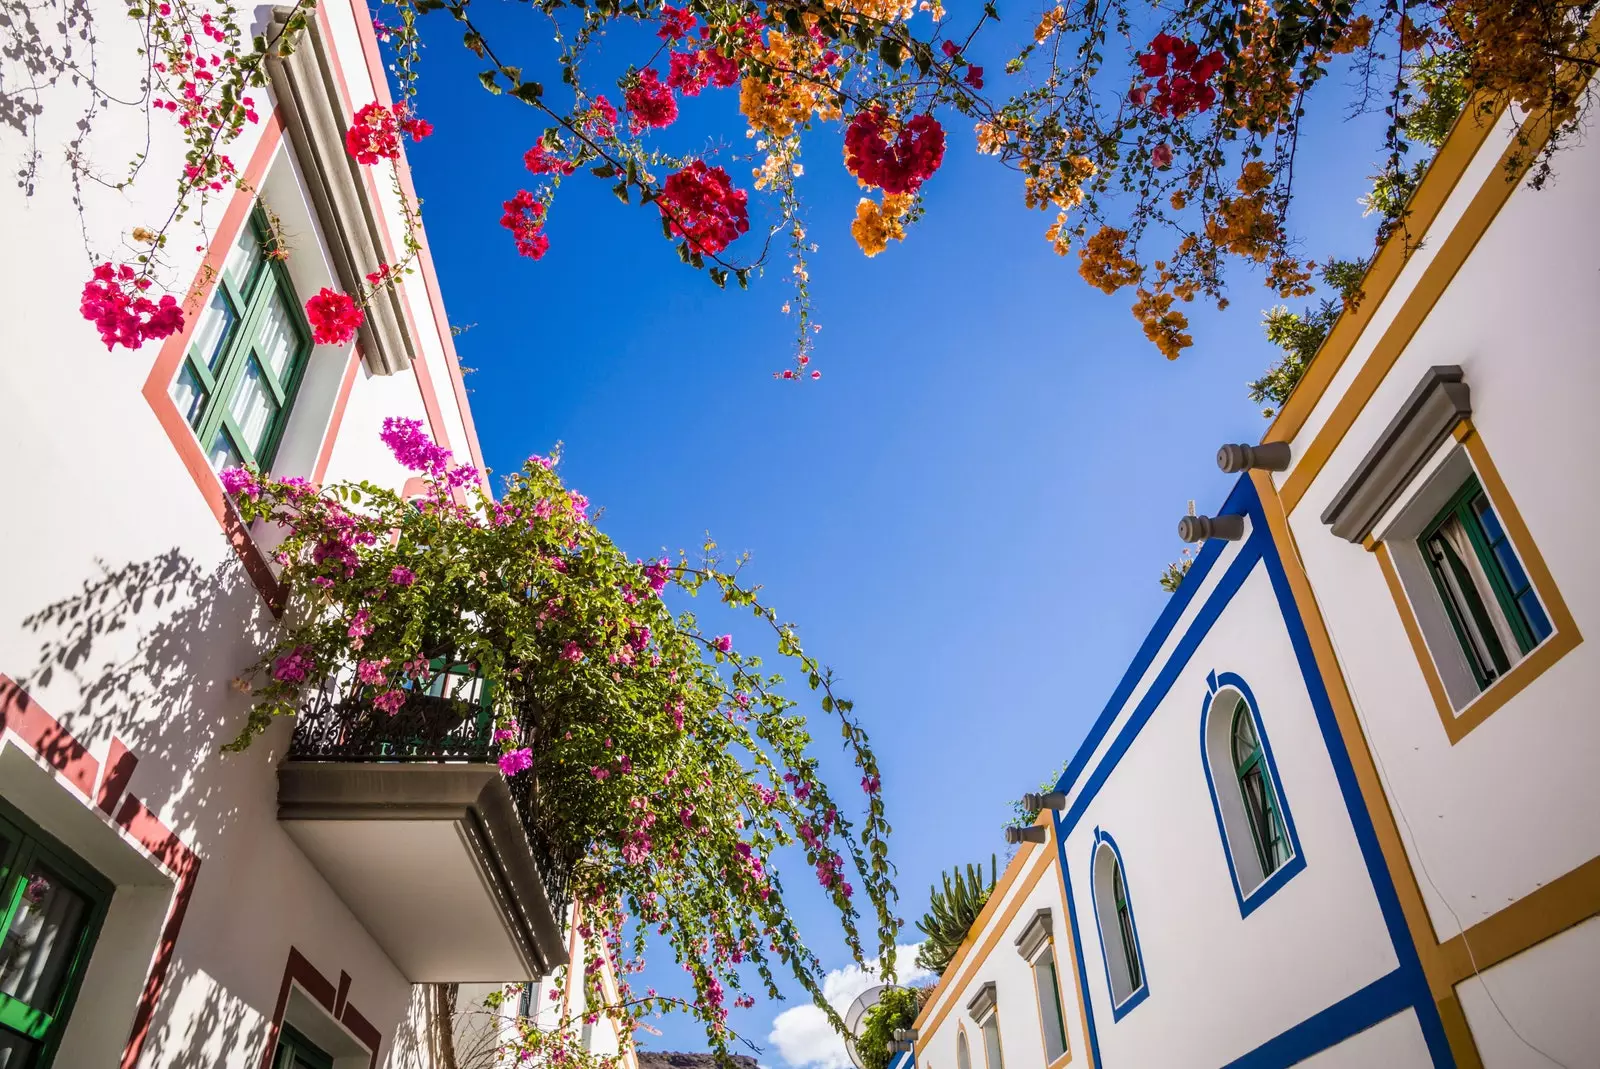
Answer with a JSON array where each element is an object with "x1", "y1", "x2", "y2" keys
[{"x1": 394, "y1": 9, "x2": 1390, "y2": 1063}]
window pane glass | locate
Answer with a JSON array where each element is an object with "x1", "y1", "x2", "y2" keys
[
  {"x1": 190, "y1": 286, "x2": 237, "y2": 371},
  {"x1": 956, "y1": 1033, "x2": 971, "y2": 1069},
  {"x1": 228, "y1": 356, "x2": 281, "y2": 458},
  {"x1": 1427, "y1": 518, "x2": 1514, "y2": 681},
  {"x1": 256, "y1": 288, "x2": 300, "y2": 382},
  {"x1": 223, "y1": 221, "x2": 262, "y2": 292},
  {"x1": 171, "y1": 363, "x2": 208, "y2": 428},
  {"x1": 1517, "y1": 592, "x2": 1553, "y2": 643},
  {"x1": 981, "y1": 1017, "x2": 1003, "y2": 1069},
  {"x1": 1230, "y1": 701, "x2": 1258, "y2": 770},
  {"x1": 0, "y1": 1028, "x2": 39, "y2": 1069},
  {"x1": 1034, "y1": 957, "x2": 1067, "y2": 1061},
  {"x1": 208, "y1": 426, "x2": 242, "y2": 471},
  {"x1": 0, "y1": 861, "x2": 90, "y2": 1012}
]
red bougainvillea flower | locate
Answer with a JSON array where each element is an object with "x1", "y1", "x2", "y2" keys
[
  {"x1": 657, "y1": 4, "x2": 696, "y2": 40},
  {"x1": 304, "y1": 288, "x2": 365, "y2": 345},
  {"x1": 1132, "y1": 33, "x2": 1224, "y2": 118},
  {"x1": 700, "y1": 45, "x2": 741, "y2": 89},
  {"x1": 843, "y1": 108, "x2": 946, "y2": 196},
  {"x1": 585, "y1": 95, "x2": 618, "y2": 137},
  {"x1": 524, "y1": 141, "x2": 576, "y2": 175},
  {"x1": 964, "y1": 65, "x2": 985, "y2": 89},
  {"x1": 345, "y1": 102, "x2": 432, "y2": 164},
  {"x1": 500, "y1": 190, "x2": 550, "y2": 260},
  {"x1": 1151, "y1": 143, "x2": 1174, "y2": 167},
  {"x1": 79, "y1": 262, "x2": 184, "y2": 350},
  {"x1": 667, "y1": 50, "x2": 708, "y2": 96},
  {"x1": 625, "y1": 68, "x2": 678, "y2": 133},
  {"x1": 656, "y1": 161, "x2": 749, "y2": 255}
]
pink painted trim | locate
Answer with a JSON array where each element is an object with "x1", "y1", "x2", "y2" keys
[
  {"x1": 0, "y1": 676, "x2": 99, "y2": 797},
  {"x1": 96, "y1": 737, "x2": 138, "y2": 816},
  {"x1": 340, "y1": 0, "x2": 490, "y2": 478},
  {"x1": 259, "y1": 947, "x2": 381, "y2": 1069},
  {"x1": 311, "y1": 346, "x2": 363, "y2": 486},
  {"x1": 140, "y1": 112, "x2": 288, "y2": 616}
]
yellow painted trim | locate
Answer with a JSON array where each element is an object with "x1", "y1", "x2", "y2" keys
[
  {"x1": 1439, "y1": 854, "x2": 1600, "y2": 983},
  {"x1": 1371, "y1": 422, "x2": 1582, "y2": 743},
  {"x1": 1247, "y1": 472, "x2": 1482, "y2": 1066},
  {"x1": 1262, "y1": 97, "x2": 1498, "y2": 447},
  {"x1": 914, "y1": 831, "x2": 1056, "y2": 1053},
  {"x1": 1265, "y1": 13, "x2": 1600, "y2": 468},
  {"x1": 1436, "y1": 994, "x2": 1486, "y2": 1069},
  {"x1": 1050, "y1": 833, "x2": 1095, "y2": 1069}
]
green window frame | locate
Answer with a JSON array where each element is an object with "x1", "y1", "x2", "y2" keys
[
  {"x1": 1030, "y1": 948, "x2": 1069, "y2": 1062},
  {"x1": 1418, "y1": 474, "x2": 1553, "y2": 691},
  {"x1": 1230, "y1": 698, "x2": 1289, "y2": 879},
  {"x1": 1111, "y1": 862, "x2": 1140, "y2": 995},
  {"x1": 272, "y1": 1023, "x2": 335, "y2": 1069},
  {"x1": 170, "y1": 207, "x2": 314, "y2": 473},
  {"x1": 0, "y1": 798, "x2": 112, "y2": 1069}
]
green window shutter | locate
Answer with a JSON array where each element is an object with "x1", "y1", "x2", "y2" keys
[
  {"x1": 273, "y1": 1023, "x2": 336, "y2": 1069},
  {"x1": 1111, "y1": 863, "x2": 1140, "y2": 993},
  {"x1": 0, "y1": 798, "x2": 112, "y2": 1068},
  {"x1": 171, "y1": 207, "x2": 314, "y2": 473},
  {"x1": 1230, "y1": 699, "x2": 1288, "y2": 878}
]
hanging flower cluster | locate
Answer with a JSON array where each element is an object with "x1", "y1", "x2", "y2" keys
[
  {"x1": 221, "y1": 418, "x2": 898, "y2": 1055},
  {"x1": 1130, "y1": 34, "x2": 1225, "y2": 118},
  {"x1": 304, "y1": 288, "x2": 365, "y2": 345},
  {"x1": 345, "y1": 100, "x2": 434, "y2": 165},
  {"x1": 657, "y1": 162, "x2": 750, "y2": 255},
  {"x1": 844, "y1": 109, "x2": 946, "y2": 196},
  {"x1": 80, "y1": 263, "x2": 185, "y2": 351},
  {"x1": 624, "y1": 69, "x2": 678, "y2": 132},
  {"x1": 501, "y1": 190, "x2": 551, "y2": 260}
]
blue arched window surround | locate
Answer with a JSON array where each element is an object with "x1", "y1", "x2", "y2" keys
[
  {"x1": 1199, "y1": 671, "x2": 1306, "y2": 916},
  {"x1": 1087, "y1": 829, "x2": 1148, "y2": 1021}
]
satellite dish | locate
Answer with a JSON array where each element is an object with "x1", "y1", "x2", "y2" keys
[{"x1": 843, "y1": 984, "x2": 901, "y2": 1069}]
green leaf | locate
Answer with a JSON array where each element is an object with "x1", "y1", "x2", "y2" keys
[
  {"x1": 613, "y1": 181, "x2": 630, "y2": 204},
  {"x1": 735, "y1": 268, "x2": 750, "y2": 289},
  {"x1": 478, "y1": 69, "x2": 501, "y2": 93},
  {"x1": 511, "y1": 81, "x2": 544, "y2": 103},
  {"x1": 879, "y1": 38, "x2": 902, "y2": 69}
]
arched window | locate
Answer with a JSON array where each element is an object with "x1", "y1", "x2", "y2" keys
[
  {"x1": 956, "y1": 1029, "x2": 972, "y2": 1069},
  {"x1": 1231, "y1": 699, "x2": 1288, "y2": 876},
  {"x1": 1090, "y1": 833, "x2": 1146, "y2": 1017},
  {"x1": 1200, "y1": 675, "x2": 1304, "y2": 915}
]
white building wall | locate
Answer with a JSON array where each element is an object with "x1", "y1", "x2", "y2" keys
[
  {"x1": 1058, "y1": 539, "x2": 1409, "y2": 1068},
  {"x1": 0, "y1": 0, "x2": 487, "y2": 1061},
  {"x1": 1279, "y1": 86, "x2": 1600, "y2": 944}
]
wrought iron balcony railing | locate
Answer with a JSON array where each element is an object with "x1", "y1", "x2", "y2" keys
[{"x1": 287, "y1": 678, "x2": 574, "y2": 929}]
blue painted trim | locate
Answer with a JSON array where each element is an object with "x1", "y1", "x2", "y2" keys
[
  {"x1": 1086, "y1": 828, "x2": 1150, "y2": 1022},
  {"x1": 888, "y1": 1051, "x2": 915, "y2": 1069},
  {"x1": 1218, "y1": 968, "x2": 1411, "y2": 1069},
  {"x1": 1198, "y1": 672, "x2": 1308, "y2": 918},
  {"x1": 1046, "y1": 475, "x2": 1455, "y2": 1067}
]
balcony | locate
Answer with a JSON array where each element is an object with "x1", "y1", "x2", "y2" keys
[{"x1": 278, "y1": 679, "x2": 572, "y2": 982}]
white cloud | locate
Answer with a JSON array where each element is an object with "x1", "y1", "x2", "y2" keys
[{"x1": 767, "y1": 945, "x2": 934, "y2": 1069}]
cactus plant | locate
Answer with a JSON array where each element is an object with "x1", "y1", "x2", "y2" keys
[{"x1": 914, "y1": 856, "x2": 998, "y2": 975}]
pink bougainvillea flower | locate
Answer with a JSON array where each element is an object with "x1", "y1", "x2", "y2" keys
[
  {"x1": 271, "y1": 646, "x2": 316, "y2": 684},
  {"x1": 844, "y1": 108, "x2": 946, "y2": 195},
  {"x1": 389, "y1": 565, "x2": 416, "y2": 586},
  {"x1": 500, "y1": 189, "x2": 550, "y2": 260},
  {"x1": 713, "y1": 634, "x2": 732, "y2": 653},
  {"x1": 80, "y1": 262, "x2": 184, "y2": 351},
  {"x1": 656, "y1": 161, "x2": 749, "y2": 255},
  {"x1": 657, "y1": 4, "x2": 696, "y2": 39},
  {"x1": 625, "y1": 68, "x2": 678, "y2": 133},
  {"x1": 373, "y1": 688, "x2": 407, "y2": 714},
  {"x1": 345, "y1": 101, "x2": 401, "y2": 164},
  {"x1": 218, "y1": 466, "x2": 260, "y2": 499},
  {"x1": 964, "y1": 65, "x2": 984, "y2": 89},
  {"x1": 1151, "y1": 143, "x2": 1174, "y2": 168},
  {"x1": 499, "y1": 747, "x2": 534, "y2": 776},
  {"x1": 305, "y1": 288, "x2": 364, "y2": 345},
  {"x1": 585, "y1": 95, "x2": 618, "y2": 137},
  {"x1": 561, "y1": 641, "x2": 584, "y2": 663},
  {"x1": 524, "y1": 142, "x2": 576, "y2": 176},
  {"x1": 356, "y1": 658, "x2": 390, "y2": 686}
]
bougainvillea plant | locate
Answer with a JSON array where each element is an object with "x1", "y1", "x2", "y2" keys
[
  {"x1": 52, "y1": 0, "x2": 1599, "y2": 374},
  {"x1": 220, "y1": 417, "x2": 897, "y2": 1054}
]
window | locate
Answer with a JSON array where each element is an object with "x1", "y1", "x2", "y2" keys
[
  {"x1": 1231, "y1": 699, "x2": 1288, "y2": 878},
  {"x1": 956, "y1": 1029, "x2": 972, "y2": 1069},
  {"x1": 170, "y1": 208, "x2": 313, "y2": 472},
  {"x1": 272, "y1": 1024, "x2": 334, "y2": 1069},
  {"x1": 0, "y1": 799, "x2": 111, "y2": 1069},
  {"x1": 980, "y1": 1015, "x2": 1003, "y2": 1069},
  {"x1": 1089, "y1": 835, "x2": 1145, "y2": 1017},
  {"x1": 1013, "y1": 908, "x2": 1068, "y2": 1063},
  {"x1": 1418, "y1": 474, "x2": 1552, "y2": 692}
]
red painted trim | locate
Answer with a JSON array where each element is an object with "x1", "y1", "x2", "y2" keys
[
  {"x1": 337, "y1": 0, "x2": 490, "y2": 479},
  {"x1": 311, "y1": 347, "x2": 363, "y2": 486},
  {"x1": 140, "y1": 112, "x2": 288, "y2": 616},
  {"x1": 0, "y1": 675, "x2": 203, "y2": 1069},
  {"x1": 0, "y1": 675, "x2": 99, "y2": 798},
  {"x1": 259, "y1": 947, "x2": 380, "y2": 1069},
  {"x1": 96, "y1": 737, "x2": 138, "y2": 816}
]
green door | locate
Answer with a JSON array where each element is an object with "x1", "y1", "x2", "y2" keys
[{"x1": 273, "y1": 1024, "x2": 335, "y2": 1069}]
